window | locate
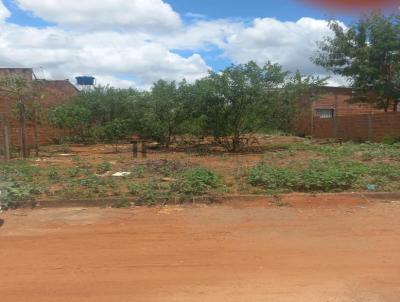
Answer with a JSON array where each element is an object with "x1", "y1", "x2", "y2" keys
[{"x1": 315, "y1": 108, "x2": 334, "y2": 119}]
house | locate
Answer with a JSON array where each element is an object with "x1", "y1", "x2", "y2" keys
[
  {"x1": 294, "y1": 86, "x2": 400, "y2": 142},
  {"x1": 0, "y1": 68, "x2": 78, "y2": 150}
]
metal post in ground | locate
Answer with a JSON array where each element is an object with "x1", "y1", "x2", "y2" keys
[
  {"x1": 142, "y1": 141, "x2": 147, "y2": 158},
  {"x1": 132, "y1": 141, "x2": 138, "y2": 159}
]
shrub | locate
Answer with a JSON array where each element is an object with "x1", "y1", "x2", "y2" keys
[
  {"x1": 127, "y1": 182, "x2": 143, "y2": 195},
  {"x1": 247, "y1": 160, "x2": 361, "y2": 192},
  {"x1": 48, "y1": 168, "x2": 60, "y2": 182},
  {"x1": 96, "y1": 161, "x2": 112, "y2": 174},
  {"x1": 172, "y1": 168, "x2": 221, "y2": 196},
  {"x1": 135, "y1": 183, "x2": 168, "y2": 206},
  {"x1": 0, "y1": 181, "x2": 41, "y2": 209},
  {"x1": 382, "y1": 135, "x2": 400, "y2": 145}
]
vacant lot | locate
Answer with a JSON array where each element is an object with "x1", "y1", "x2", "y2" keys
[
  {"x1": 1, "y1": 196, "x2": 400, "y2": 302},
  {"x1": 1, "y1": 136, "x2": 400, "y2": 208}
]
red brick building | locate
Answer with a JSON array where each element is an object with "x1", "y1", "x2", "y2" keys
[
  {"x1": 0, "y1": 68, "x2": 78, "y2": 150},
  {"x1": 295, "y1": 86, "x2": 400, "y2": 141}
]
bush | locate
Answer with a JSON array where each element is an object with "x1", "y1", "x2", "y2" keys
[
  {"x1": 0, "y1": 181, "x2": 41, "y2": 209},
  {"x1": 135, "y1": 184, "x2": 166, "y2": 206},
  {"x1": 247, "y1": 160, "x2": 361, "y2": 192},
  {"x1": 96, "y1": 161, "x2": 112, "y2": 174},
  {"x1": 127, "y1": 182, "x2": 143, "y2": 195},
  {"x1": 382, "y1": 135, "x2": 400, "y2": 145},
  {"x1": 48, "y1": 168, "x2": 60, "y2": 182},
  {"x1": 172, "y1": 168, "x2": 221, "y2": 196}
]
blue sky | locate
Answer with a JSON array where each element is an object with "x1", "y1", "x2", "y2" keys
[
  {"x1": 0, "y1": 0, "x2": 381, "y2": 88},
  {"x1": 169, "y1": 0, "x2": 348, "y2": 22},
  {"x1": 4, "y1": 0, "x2": 354, "y2": 26}
]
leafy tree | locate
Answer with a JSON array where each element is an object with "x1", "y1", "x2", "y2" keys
[
  {"x1": 48, "y1": 103, "x2": 92, "y2": 140},
  {"x1": 101, "y1": 118, "x2": 130, "y2": 152},
  {"x1": 313, "y1": 12, "x2": 400, "y2": 111},
  {"x1": 70, "y1": 86, "x2": 142, "y2": 125},
  {"x1": 0, "y1": 77, "x2": 45, "y2": 158},
  {"x1": 142, "y1": 80, "x2": 191, "y2": 148},
  {"x1": 193, "y1": 61, "x2": 323, "y2": 152},
  {"x1": 48, "y1": 86, "x2": 143, "y2": 143},
  {"x1": 271, "y1": 71, "x2": 327, "y2": 132}
]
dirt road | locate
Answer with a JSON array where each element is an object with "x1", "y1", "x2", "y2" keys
[{"x1": 1, "y1": 195, "x2": 400, "y2": 302}]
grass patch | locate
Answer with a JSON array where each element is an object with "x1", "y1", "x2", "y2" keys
[
  {"x1": 171, "y1": 168, "x2": 223, "y2": 199},
  {"x1": 247, "y1": 159, "x2": 400, "y2": 193},
  {"x1": 96, "y1": 161, "x2": 113, "y2": 174}
]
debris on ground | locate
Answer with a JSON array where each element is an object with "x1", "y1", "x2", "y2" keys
[
  {"x1": 112, "y1": 172, "x2": 132, "y2": 177},
  {"x1": 161, "y1": 177, "x2": 177, "y2": 182}
]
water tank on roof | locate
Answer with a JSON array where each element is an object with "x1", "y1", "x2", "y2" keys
[{"x1": 76, "y1": 76, "x2": 95, "y2": 86}]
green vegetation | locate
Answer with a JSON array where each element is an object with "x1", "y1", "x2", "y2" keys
[
  {"x1": 313, "y1": 12, "x2": 400, "y2": 112},
  {"x1": 172, "y1": 168, "x2": 222, "y2": 197},
  {"x1": 1, "y1": 137, "x2": 400, "y2": 209},
  {"x1": 96, "y1": 161, "x2": 113, "y2": 175},
  {"x1": 248, "y1": 140, "x2": 400, "y2": 194},
  {"x1": 48, "y1": 61, "x2": 323, "y2": 151},
  {"x1": 247, "y1": 160, "x2": 361, "y2": 192}
]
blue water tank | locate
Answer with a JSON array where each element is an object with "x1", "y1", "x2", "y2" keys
[{"x1": 76, "y1": 76, "x2": 95, "y2": 86}]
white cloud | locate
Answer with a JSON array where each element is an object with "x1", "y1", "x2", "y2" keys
[
  {"x1": 15, "y1": 0, "x2": 182, "y2": 32},
  {"x1": 0, "y1": 0, "x2": 344, "y2": 88},
  {"x1": 157, "y1": 20, "x2": 242, "y2": 50},
  {"x1": 0, "y1": 0, "x2": 10, "y2": 21},
  {"x1": 0, "y1": 22, "x2": 210, "y2": 88},
  {"x1": 223, "y1": 17, "x2": 334, "y2": 75}
]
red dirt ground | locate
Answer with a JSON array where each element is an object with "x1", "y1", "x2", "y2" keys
[{"x1": 1, "y1": 196, "x2": 400, "y2": 302}]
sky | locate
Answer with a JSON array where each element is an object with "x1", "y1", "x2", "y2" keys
[{"x1": 0, "y1": 0, "x2": 390, "y2": 89}]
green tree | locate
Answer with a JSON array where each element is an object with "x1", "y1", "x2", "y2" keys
[
  {"x1": 0, "y1": 77, "x2": 45, "y2": 158},
  {"x1": 193, "y1": 61, "x2": 323, "y2": 152},
  {"x1": 143, "y1": 80, "x2": 191, "y2": 148},
  {"x1": 48, "y1": 86, "x2": 144, "y2": 143},
  {"x1": 48, "y1": 103, "x2": 92, "y2": 140},
  {"x1": 313, "y1": 12, "x2": 400, "y2": 111},
  {"x1": 101, "y1": 118, "x2": 130, "y2": 152}
]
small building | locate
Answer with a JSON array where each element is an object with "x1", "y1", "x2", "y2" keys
[
  {"x1": 294, "y1": 86, "x2": 400, "y2": 142},
  {"x1": 0, "y1": 68, "x2": 78, "y2": 149}
]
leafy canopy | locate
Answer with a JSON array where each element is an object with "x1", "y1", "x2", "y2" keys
[{"x1": 313, "y1": 12, "x2": 400, "y2": 111}]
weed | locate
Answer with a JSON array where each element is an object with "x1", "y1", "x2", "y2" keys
[
  {"x1": 135, "y1": 183, "x2": 168, "y2": 206},
  {"x1": 0, "y1": 181, "x2": 41, "y2": 209},
  {"x1": 130, "y1": 165, "x2": 146, "y2": 178},
  {"x1": 66, "y1": 166, "x2": 91, "y2": 177},
  {"x1": 48, "y1": 168, "x2": 60, "y2": 182},
  {"x1": 382, "y1": 135, "x2": 400, "y2": 145},
  {"x1": 127, "y1": 182, "x2": 143, "y2": 195},
  {"x1": 172, "y1": 168, "x2": 222, "y2": 197},
  {"x1": 247, "y1": 160, "x2": 361, "y2": 192},
  {"x1": 111, "y1": 199, "x2": 132, "y2": 208},
  {"x1": 143, "y1": 159, "x2": 193, "y2": 176},
  {"x1": 56, "y1": 144, "x2": 71, "y2": 153},
  {"x1": 0, "y1": 161, "x2": 40, "y2": 182},
  {"x1": 96, "y1": 161, "x2": 112, "y2": 174}
]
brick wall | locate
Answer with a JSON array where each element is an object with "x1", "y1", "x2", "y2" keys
[
  {"x1": 0, "y1": 68, "x2": 33, "y2": 81},
  {"x1": 0, "y1": 80, "x2": 78, "y2": 150},
  {"x1": 293, "y1": 87, "x2": 397, "y2": 141},
  {"x1": 312, "y1": 113, "x2": 400, "y2": 141}
]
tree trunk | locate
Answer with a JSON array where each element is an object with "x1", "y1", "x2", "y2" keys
[
  {"x1": 232, "y1": 135, "x2": 241, "y2": 153},
  {"x1": 393, "y1": 100, "x2": 398, "y2": 112},
  {"x1": 33, "y1": 108, "x2": 39, "y2": 157},
  {"x1": 2, "y1": 115, "x2": 10, "y2": 162},
  {"x1": 19, "y1": 103, "x2": 28, "y2": 158}
]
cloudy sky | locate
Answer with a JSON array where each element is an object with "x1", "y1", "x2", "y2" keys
[{"x1": 0, "y1": 0, "x2": 375, "y2": 88}]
